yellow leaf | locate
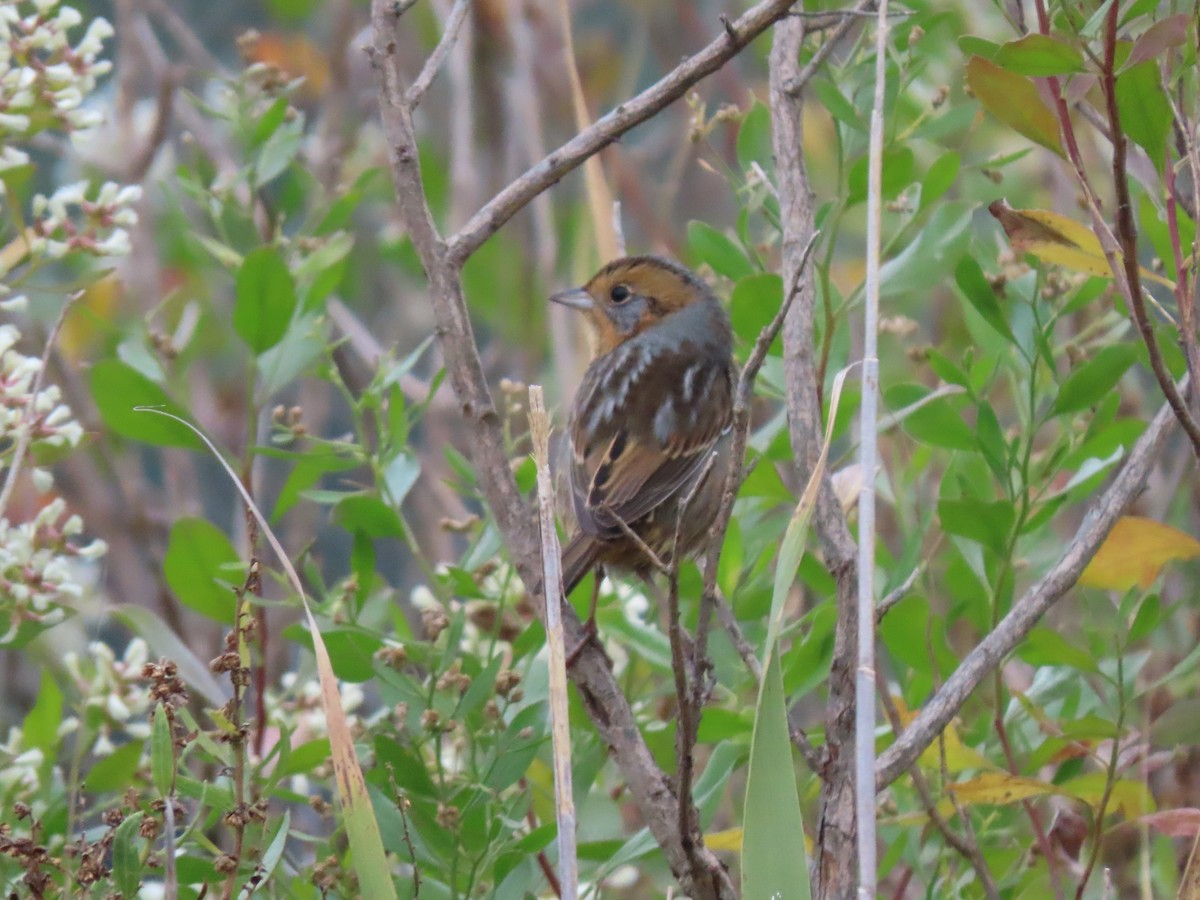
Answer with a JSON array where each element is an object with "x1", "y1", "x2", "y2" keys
[
  {"x1": 61, "y1": 273, "x2": 122, "y2": 361},
  {"x1": 704, "y1": 828, "x2": 743, "y2": 852},
  {"x1": 965, "y1": 56, "x2": 1063, "y2": 156},
  {"x1": 947, "y1": 772, "x2": 1060, "y2": 806},
  {"x1": 891, "y1": 695, "x2": 995, "y2": 774},
  {"x1": 705, "y1": 827, "x2": 813, "y2": 856},
  {"x1": 989, "y1": 200, "x2": 1175, "y2": 289},
  {"x1": 1080, "y1": 516, "x2": 1200, "y2": 590}
]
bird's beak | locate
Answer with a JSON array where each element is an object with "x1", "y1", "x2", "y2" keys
[{"x1": 549, "y1": 287, "x2": 593, "y2": 311}]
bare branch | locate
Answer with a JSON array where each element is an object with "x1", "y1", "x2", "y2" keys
[
  {"x1": 875, "y1": 387, "x2": 1179, "y2": 788},
  {"x1": 445, "y1": 0, "x2": 803, "y2": 264},
  {"x1": 405, "y1": 0, "x2": 471, "y2": 109},
  {"x1": 875, "y1": 564, "x2": 920, "y2": 624},
  {"x1": 769, "y1": 13, "x2": 862, "y2": 897}
]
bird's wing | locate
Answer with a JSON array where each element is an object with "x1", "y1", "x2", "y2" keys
[{"x1": 569, "y1": 340, "x2": 733, "y2": 539}]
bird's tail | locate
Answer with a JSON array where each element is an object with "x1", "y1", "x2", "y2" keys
[{"x1": 560, "y1": 533, "x2": 601, "y2": 598}]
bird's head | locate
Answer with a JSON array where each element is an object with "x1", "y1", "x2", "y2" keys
[{"x1": 550, "y1": 256, "x2": 713, "y2": 354}]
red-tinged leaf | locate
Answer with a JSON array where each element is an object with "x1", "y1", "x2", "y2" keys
[
  {"x1": 1080, "y1": 516, "x2": 1200, "y2": 590},
  {"x1": 966, "y1": 56, "x2": 1064, "y2": 156},
  {"x1": 1136, "y1": 808, "x2": 1200, "y2": 839},
  {"x1": 1126, "y1": 15, "x2": 1192, "y2": 69}
]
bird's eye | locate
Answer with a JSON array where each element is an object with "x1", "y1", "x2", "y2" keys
[{"x1": 610, "y1": 284, "x2": 632, "y2": 304}]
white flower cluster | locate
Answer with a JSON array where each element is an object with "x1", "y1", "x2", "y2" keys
[
  {"x1": 0, "y1": 493, "x2": 106, "y2": 640},
  {"x1": 28, "y1": 178, "x2": 142, "y2": 258},
  {"x1": 0, "y1": 726, "x2": 45, "y2": 793},
  {"x1": 0, "y1": 0, "x2": 114, "y2": 139},
  {"x1": 0, "y1": 323, "x2": 83, "y2": 449},
  {"x1": 0, "y1": 0, "x2": 140, "y2": 261},
  {"x1": 62, "y1": 637, "x2": 151, "y2": 756}
]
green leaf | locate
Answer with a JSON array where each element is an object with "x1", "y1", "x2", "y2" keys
[
  {"x1": 111, "y1": 812, "x2": 145, "y2": 897},
  {"x1": 688, "y1": 220, "x2": 754, "y2": 281},
  {"x1": 920, "y1": 151, "x2": 960, "y2": 210},
  {"x1": 887, "y1": 384, "x2": 976, "y2": 451},
  {"x1": 22, "y1": 671, "x2": 62, "y2": 756},
  {"x1": 958, "y1": 36, "x2": 1000, "y2": 59},
  {"x1": 730, "y1": 273, "x2": 784, "y2": 352},
  {"x1": 736, "y1": 101, "x2": 773, "y2": 172},
  {"x1": 1019, "y1": 627, "x2": 1098, "y2": 672},
  {"x1": 308, "y1": 626, "x2": 382, "y2": 683},
  {"x1": 260, "y1": 810, "x2": 290, "y2": 882},
  {"x1": 84, "y1": 740, "x2": 145, "y2": 793},
  {"x1": 879, "y1": 203, "x2": 973, "y2": 298},
  {"x1": 91, "y1": 360, "x2": 201, "y2": 449},
  {"x1": 163, "y1": 518, "x2": 240, "y2": 623},
  {"x1": 1115, "y1": 62, "x2": 1171, "y2": 171},
  {"x1": 151, "y1": 703, "x2": 174, "y2": 797},
  {"x1": 487, "y1": 704, "x2": 546, "y2": 792},
  {"x1": 993, "y1": 34, "x2": 1086, "y2": 76},
  {"x1": 1053, "y1": 345, "x2": 1138, "y2": 414},
  {"x1": 849, "y1": 146, "x2": 915, "y2": 205},
  {"x1": 234, "y1": 246, "x2": 298, "y2": 353},
  {"x1": 956, "y1": 256, "x2": 1014, "y2": 342},
  {"x1": 939, "y1": 498, "x2": 1015, "y2": 554},
  {"x1": 742, "y1": 651, "x2": 811, "y2": 900},
  {"x1": 334, "y1": 494, "x2": 404, "y2": 538},
  {"x1": 382, "y1": 452, "x2": 421, "y2": 507},
  {"x1": 277, "y1": 738, "x2": 332, "y2": 777},
  {"x1": 273, "y1": 450, "x2": 359, "y2": 521},
  {"x1": 812, "y1": 80, "x2": 863, "y2": 130},
  {"x1": 965, "y1": 55, "x2": 1064, "y2": 156},
  {"x1": 251, "y1": 96, "x2": 289, "y2": 148},
  {"x1": 255, "y1": 115, "x2": 304, "y2": 187}
]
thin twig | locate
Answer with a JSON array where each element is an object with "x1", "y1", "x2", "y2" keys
[
  {"x1": 669, "y1": 450, "x2": 718, "y2": 872},
  {"x1": 875, "y1": 565, "x2": 920, "y2": 624},
  {"x1": 405, "y1": 0, "x2": 471, "y2": 109},
  {"x1": 444, "y1": 0, "x2": 805, "y2": 264}
]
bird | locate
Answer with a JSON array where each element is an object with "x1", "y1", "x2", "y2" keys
[{"x1": 550, "y1": 255, "x2": 736, "y2": 601}]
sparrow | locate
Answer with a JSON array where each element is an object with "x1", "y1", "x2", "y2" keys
[{"x1": 551, "y1": 255, "x2": 735, "y2": 599}]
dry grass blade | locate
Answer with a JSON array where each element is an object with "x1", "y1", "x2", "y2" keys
[
  {"x1": 555, "y1": 0, "x2": 618, "y2": 262},
  {"x1": 527, "y1": 386, "x2": 579, "y2": 899}
]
